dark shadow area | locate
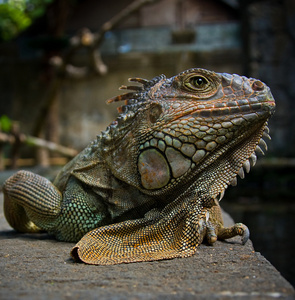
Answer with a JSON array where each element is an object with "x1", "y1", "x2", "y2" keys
[{"x1": 223, "y1": 165, "x2": 295, "y2": 287}]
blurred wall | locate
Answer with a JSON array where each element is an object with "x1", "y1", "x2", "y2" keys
[
  {"x1": 58, "y1": 49, "x2": 242, "y2": 149},
  {"x1": 0, "y1": 0, "x2": 242, "y2": 152},
  {"x1": 246, "y1": 0, "x2": 295, "y2": 157},
  {"x1": 1, "y1": 0, "x2": 294, "y2": 158}
]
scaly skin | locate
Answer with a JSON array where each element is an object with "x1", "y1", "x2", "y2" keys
[{"x1": 3, "y1": 68, "x2": 275, "y2": 265}]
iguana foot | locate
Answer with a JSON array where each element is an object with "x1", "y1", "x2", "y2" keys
[
  {"x1": 204, "y1": 222, "x2": 218, "y2": 245},
  {"x1": 203, "y1": 205, "x2": 250, "y2": 245},
  {"x1": 199, "y1": 219, "x2": 250, "y2": 246},
  {"x1": 201, "y1": 222, "x2": 250, "y2": 246},
  {"x1": 217, "y1": 223, "x2": 250, "y2": 245}
]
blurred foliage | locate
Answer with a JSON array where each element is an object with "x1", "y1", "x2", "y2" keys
[
  {"x1": 0, "y1": 0, "x2": 53, "y2": 41},
  {"x1": 0, "y1": 115, "x2": 12, "y2": 132}
]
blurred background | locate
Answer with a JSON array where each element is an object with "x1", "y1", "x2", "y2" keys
[{"x1": 0, "y1": 0, "x2": 294, "y2": 287}]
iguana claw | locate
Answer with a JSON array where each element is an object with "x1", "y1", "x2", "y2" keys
[{"x1": 235, "y1": 223, "x2": 250, "y2": 245}]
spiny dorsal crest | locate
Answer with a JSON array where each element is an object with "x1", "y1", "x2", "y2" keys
[{"x1": 99, "y1": 74, "x2": 166, "y2": 144}]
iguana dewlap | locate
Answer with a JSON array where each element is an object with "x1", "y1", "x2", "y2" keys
[{"x1": 3, "y1": 68, "x2": 275, "y2": 265}]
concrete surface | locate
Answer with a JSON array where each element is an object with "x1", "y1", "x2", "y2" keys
[{"x1": 0, "y1": 192, "x2": 294, "y2": 300}]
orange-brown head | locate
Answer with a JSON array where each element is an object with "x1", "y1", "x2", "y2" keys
[{"x1": 105, "y1": 68, "x2": 275, "y2": 199}]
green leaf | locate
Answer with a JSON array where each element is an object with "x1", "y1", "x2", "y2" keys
[
  {"x1": 0, "y1": 4, "x2": 31, "y2": 41},
  {"x1": 0, "y1": 0, "x2": 55, "y2": 41},
  {"x1": 0, "y1": 115, "x2": 12, "y2": 132}
]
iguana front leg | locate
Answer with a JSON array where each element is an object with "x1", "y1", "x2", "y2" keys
[
  {"x1": 3, "y1": 170, "x2": 62, "y2": 233},
  {"x1": 204, "y1": 204, "x2": 250, "y2": 245},
  {"x1": 3, "y1": 170, "x2": 106, "y2": 242},
  {"x1": 71, "y1": 196, "x2": 207, "y2": 265},
  {"x1": 71, "y1": 191, "x2": 249, "y2": 265}
]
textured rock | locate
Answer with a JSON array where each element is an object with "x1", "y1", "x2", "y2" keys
[{"x1": 0, "y1": 193, "x2": 294, "y2": 300}]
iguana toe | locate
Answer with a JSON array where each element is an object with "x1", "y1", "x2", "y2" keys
[
  {"x1": 217, "y1": 222, "x2": 250, "y2": 245},
  {"x1": 235, "y1": 223, "x2": 250, "y2": 245}
]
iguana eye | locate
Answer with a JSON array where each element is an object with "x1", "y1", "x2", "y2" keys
[
  {"x1": 177, "y1": 69, "x2": 220, "y2": 98},
  {"x1": 191, "y1": 76, "x2": 208, "y2": 88},
  {"x1": 183, "y1": 75, "x2": 210, "y2": 92}
]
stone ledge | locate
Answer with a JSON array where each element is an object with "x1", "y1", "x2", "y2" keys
[{"x1": 0, "y1": 193, "x2": 294, "y2": 300}]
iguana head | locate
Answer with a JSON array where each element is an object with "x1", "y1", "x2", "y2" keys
[{"x1": 103, "y1": 68, "x2": 275, "y2": 200}]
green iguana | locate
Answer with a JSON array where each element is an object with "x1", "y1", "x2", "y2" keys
[{"x1": 3, "y1": 68, "x2": 275, "y2": 265}]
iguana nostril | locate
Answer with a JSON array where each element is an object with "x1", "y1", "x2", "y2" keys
[{"x1": 252, "y1": 80, "x2": 264, "y2": 91}]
